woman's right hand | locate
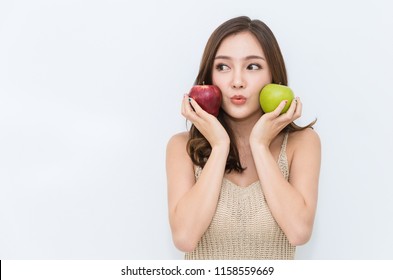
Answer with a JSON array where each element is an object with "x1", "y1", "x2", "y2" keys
[{"x1": 181, "y1": 94, "x2": 230, "y2": 149}]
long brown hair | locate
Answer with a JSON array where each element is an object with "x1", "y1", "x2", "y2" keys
[{"x1": 187, "y1": 16, "x2": 316, "y2": 173}]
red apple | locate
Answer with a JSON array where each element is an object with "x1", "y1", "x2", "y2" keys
[{"x1": 189, "y1": 85, "x2": 222, "y2": 117}]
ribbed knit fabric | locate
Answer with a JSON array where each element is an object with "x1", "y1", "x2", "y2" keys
[{"x1": 185, "y1": 132, "x2": 295, "y2": 259}]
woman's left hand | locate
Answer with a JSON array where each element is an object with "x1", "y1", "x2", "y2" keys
[{"x1": 250, "y1": 97, "x2": 302, "y2": 147}]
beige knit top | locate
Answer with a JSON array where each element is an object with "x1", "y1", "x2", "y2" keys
[{"x1": 185, "y1": 132, "x2": 295, "y2": 260}]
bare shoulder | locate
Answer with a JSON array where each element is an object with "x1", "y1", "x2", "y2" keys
[
  {"x1": 287, "y1": 128, "x2": 321, "y2": 192},
  {"x1": 166, "y1": 131, "x2": 192, "y2": 167},
  {"x1": 286, "y1": 128, "x2": 321, "y2": 163},
  {"x1": 166, "y1": 131, "x2": 195, "y2": 201},
  {"x1": 167, "y1": 131, "x2": 189, "y2": 151},
  {"x1": 289, "y1": 128, "x2": 321, "y2": 148}
]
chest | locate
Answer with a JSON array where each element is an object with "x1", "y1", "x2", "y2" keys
[
  {"x1": 208, "y1": 182, "x2": 282, "y2": 241},
  {"x1": 224, "y1": 138, "x2": 290, "y2": 188}
]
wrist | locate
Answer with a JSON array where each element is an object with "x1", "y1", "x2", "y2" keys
[
  {"x1": 212, "y1": 141, "x2": 230, "y2": 154},
  {"x1": 250, "y1": 139, "x2": 270, "y2": 155},
  {"x1": 250, "y1": 136, "x2": 269, "y2": 149}
]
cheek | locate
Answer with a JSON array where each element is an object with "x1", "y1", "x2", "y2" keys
[
  {"x1": 212, "y1": 73, "x2": 225, "y2": 86},
  {"x1": 212, "y1": 75, "x2": 231, "y2": 95},
  {"x1": 253, "y1": 75, "x2": 272, "y2": 92}
]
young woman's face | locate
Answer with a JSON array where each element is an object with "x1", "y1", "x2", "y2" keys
[{"x1": 212, "y1": 31, "x2": 272, "y2": 120}]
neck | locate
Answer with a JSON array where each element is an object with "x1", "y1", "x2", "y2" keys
[{"x1": 225, "y1": 110, "x2": 263, "y2": 147}]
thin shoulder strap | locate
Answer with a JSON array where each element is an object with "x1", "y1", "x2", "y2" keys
[
  {"x1": 278, "y1": 130, "x2": 290, "y2": 180},
  {"x1": 280, "y1": 131, "x2": 289, "y2": 154},
  {"x1": 278, "y1": 130, "x2": 289, "y2": 163},
  {"x1": 194, "y1": 165, "x2": 202, "y2": 180}
]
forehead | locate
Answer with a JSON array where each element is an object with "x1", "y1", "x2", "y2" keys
[{"x1": 216, "y1": 31, "x2": 264, "y2": 57}]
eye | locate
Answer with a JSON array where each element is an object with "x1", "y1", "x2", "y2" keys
[
  {"x1": 247, "y1": 63, "x2": 262, "y2": 70},
  {"x1": 215, "y1": 63, "x2": 230, "y2": 71}
]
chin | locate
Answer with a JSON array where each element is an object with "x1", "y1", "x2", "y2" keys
[{"x1": 224, "y1": 108, "x2": 262, "y2": 121}]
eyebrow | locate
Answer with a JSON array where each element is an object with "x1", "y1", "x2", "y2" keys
[{"x1": 214, "y1": 55, "x2": 266, "y2": 61}]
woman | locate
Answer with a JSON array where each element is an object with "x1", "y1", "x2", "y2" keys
[{"x1": 166, "y1": 16, "x2": 321, "y2": 259}]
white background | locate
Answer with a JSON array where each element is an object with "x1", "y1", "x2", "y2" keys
[{"x1": 1, "y1": 0, "x2": 392, "y2": 259}]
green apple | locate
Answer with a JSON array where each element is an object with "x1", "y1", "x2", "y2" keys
[{"x1": 259, "y1": 84, "x2": 294, "y2": 114}]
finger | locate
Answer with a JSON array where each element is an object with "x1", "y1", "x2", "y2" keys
[
  {"x1": 271, "y1": 100, "x2": 289, "y2": 117},
  {"x1": 278, "y1": 97, "x2": 302, "y2": 122},
  {"x1": 182, "y1": 95, "x2": 198, "y2": 122},
  {"x1": 181, "y1": 94, "x2": 192, "y2": 117},
  {"x1": 188, "y1": 97, "x2": 209, "y2": 119},
  {"x1": 293, "y1": 97, "x2": 302, "y2": 119},
  {"x1": 284, "y1": 97, "x2": 298, "y2": 116},
  {"x1": 181, "y1": 94, "x2": 188, "y2": 116}
]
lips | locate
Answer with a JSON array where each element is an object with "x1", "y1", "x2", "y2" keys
[{"x1": 230, "y1": 95, "x2": 247, "y2": 105}]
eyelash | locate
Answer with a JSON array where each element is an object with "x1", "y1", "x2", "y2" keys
[
  {"x1": 215, "y1": 63, "x2": 229, "y2": 71},
  {"x1": 215, "y1": 63, "x2": 262, "y2": 71},
  {"x1": 247, "y1": 63, "x2": 262, "y2": 70}
]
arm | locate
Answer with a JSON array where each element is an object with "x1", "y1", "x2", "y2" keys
[
  {"x1": 166, "y1": 96, "x2": 229, "y2": 252},
  {"x1": 250, "y1": 98, "x2": 321, "y2": 245}
]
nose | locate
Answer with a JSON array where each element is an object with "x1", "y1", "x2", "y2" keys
[
  {"x1": 232, "y1": 81, "x2": 244, "y2": 89},
  {"x1": 231, "y1": 70, "x2": 245, "y2": 89}
]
